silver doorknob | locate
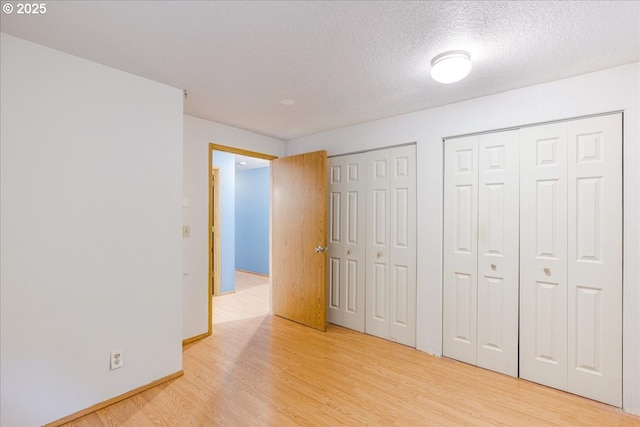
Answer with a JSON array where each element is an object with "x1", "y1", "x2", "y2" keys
[
  {"x1": 544, "y1": 267, "x2": 551, "y2": 276},
  {"x1": 491, "y1": 263, "x2": 497, "y2": 270},
  {"x1": 315, "y1": 246, "x2": 328, "y2": 253}
]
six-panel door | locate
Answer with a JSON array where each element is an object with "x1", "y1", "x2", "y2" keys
[
  {"x1": 520, "y1": 115, "x2": 622, "y2": 406},
  {"x1": 443, "y1": 136, "x2": 479, "y2": 365},
  {"x1": 566, "y1": 115, "x2": 622, "y2": 407},
  {"x1": 476, "y1": 131, "x2": 520, "y2": 377},
  {"x1": 365, "y1": 146, "x2": 417, "y2": 346},
  {"x1": 443, "y1": 131, "x2": 520, "y2": 376},
  {"x1": 327, "y1": 154, "x2": 366, "y2": 332},
  {"x1": 327, "y1": 145, "x2": 417, "y2": 347},
  {"x1": 520, "y1": 122, "x2": 569, "y2": 390}
]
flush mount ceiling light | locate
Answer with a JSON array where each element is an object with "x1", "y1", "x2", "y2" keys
[
  {"x1": 279, "y1": 99, "x2": 295, "y2": 106},
  {"x1": 430, "y1": 50, "x2": 472, "y2": 84}
]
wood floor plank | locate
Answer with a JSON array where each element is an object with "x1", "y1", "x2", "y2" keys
[{"x1": 62, "y1": 271, "x2": 640, "y2": 426}]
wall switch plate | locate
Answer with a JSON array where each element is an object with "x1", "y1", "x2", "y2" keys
[
  {"x1": 110, "y1": 350, "x2": 123, "y2": 370},
  {"x1": 182, "y1": 225, "x2": 190, "y2": 238}
]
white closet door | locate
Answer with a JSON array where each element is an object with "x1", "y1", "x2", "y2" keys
[
  {"x1": 365, "y1": 149, "x2": 391, "y2": 339},
  {"x1": 365, "y1": 146, "x2": 417, "y2": 346},
  {"x1": 443, "y1": 136, "x2": 478, "y2": 365},
  {"x1": 476, "y1": 130, "x2": 519, "y2": 377},
  {"x1": 327, "y1": 157, "x2": 345, "y2": 326},
  {"x1": 567, "y1": 114, "x2": 622, "y2": 406},
  {"x1": 327, "y1": 155, "x2": 365, "y2": 332},
  {"x1": 388, "y1": 145, "x2": 417, "y2": 346},
  {"x1": 519, "y1": 123, "x2": 568, "y2": 391}
]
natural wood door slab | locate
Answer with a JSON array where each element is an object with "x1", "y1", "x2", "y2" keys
[{"x1": 271, "y1": 150, "x2": 327, "y2": 331}]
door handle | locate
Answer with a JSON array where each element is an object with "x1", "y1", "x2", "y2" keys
[{"x1": 315, "y1": 246, "x2": 328, "y2": 253}]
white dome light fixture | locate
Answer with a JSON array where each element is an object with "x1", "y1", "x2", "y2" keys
[{"x1": 430, "y1": 50, "x2": 472, "y2": 84}]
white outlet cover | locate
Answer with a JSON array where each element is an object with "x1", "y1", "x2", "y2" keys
[{"x1": 110, "y1": 349, "x2": 123, "y2": 370}]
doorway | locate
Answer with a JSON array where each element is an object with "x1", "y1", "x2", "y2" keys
[{"x1": 208, "y1": 144, "x2": 277, "y2": 330}]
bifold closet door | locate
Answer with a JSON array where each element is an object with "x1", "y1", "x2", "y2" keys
[
  {"x1": 476, "y1": 131, "x2": 520, "y2": 376},
  {"x1": 327, "y1": 154, "x2": 366, "y2": 332},
  {"x1": 566, "y1": 115, "x2": 622, "y2": 406},
  {"x1": 443, "y1": 132, "x2": 519, "y2": 376},
  {"x1": 519, "y1": 122, "x2": 569, "y2": 390},
  {"x1": 520, "y1": 114, "x2": 622, "y2": 407},
  {"x1": 365, "y1": 145, "x2": 417, "y2": 346},
  {"x1": 443, "y1": 136, "x2": 478, "y2": 365}
]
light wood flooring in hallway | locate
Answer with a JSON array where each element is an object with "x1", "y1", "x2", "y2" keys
[{"x1": 64, "y1": 270, "x2": 639, "y2": 426}]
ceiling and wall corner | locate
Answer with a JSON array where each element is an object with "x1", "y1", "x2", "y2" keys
[{"x1": 1, "y1": 1, "x2": 638, "y2": 141}]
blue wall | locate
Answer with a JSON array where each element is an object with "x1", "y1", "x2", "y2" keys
[
  {"x1": 213, "y1": 151, "x2": 235, "y2": 293},
  {"x1": 235, "y1": 167, "x2": 270, "y2": 275}
]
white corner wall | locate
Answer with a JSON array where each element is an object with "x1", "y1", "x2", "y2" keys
[
  {"x1": 182, "y1": 115, "x2": 285, "y2": 339},
  {"x1": 286, "y1": 63, "x2": 640, "y2": 415},
  {"x1": 0, "y1": 34, "x2": 184, "y2": 426}
]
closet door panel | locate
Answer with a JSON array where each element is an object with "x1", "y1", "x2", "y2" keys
[
  {"x1": 519, "y1": 124, "x2": 568, "y2": 390},
  {"x1": 389, "y1": 145, "x2": 417, "y2": 346},
  {"x1": 567, "y1": 114, "x2": 622, "y2": 406},
  {"x1": 327, "y1": 155, "x2": 365, "y2": 332},
  {"x1": 477, "y1": 130, "x2": 519, "y2": 377},
  {"x1": 343, "y1": 159, "x2": 366, "y2": 332},
  {"x1": 443, "y1": 136, "x2": 478, "y2": 365},
  {"x1": 327, "y1": 159, "x2": 344, "y2": 325},
  {"x1": 366, "y1": 150, "x2": 391, "y2": 339}
]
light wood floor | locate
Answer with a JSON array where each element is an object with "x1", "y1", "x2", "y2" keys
[{"x1": 65, "y1": 271, "x2": 639, "y2": 426}]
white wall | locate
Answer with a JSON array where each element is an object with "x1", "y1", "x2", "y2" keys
[
  {"x1": 286, "y1": 63, "x2": 640, "y2": 414},
  {"x1": 0, "y1": 34, "x2": 184, "y2": 426},
  {"x1": 182, "y1": 115, "x2": 285, "y2": 339}
]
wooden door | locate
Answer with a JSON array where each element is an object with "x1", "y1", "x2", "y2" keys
[
  {"x1": 567, "y1": 114, "x2": 622, "y2": 407},
  {"x1": 519, "y1": 122, "x2": 569, "y2": 391},
  {"x1": 476, "y1": 130, "x2": 519, "y2": 377},
  {"x1": 271, "y1": 150, "x2": 328, "y2": 331},
  {"x1": 327, "y1": 154, "x2": 366, "y2": 332},
  {"x1": 443, "y1": 136, "x2": 479, "y2": 365}
]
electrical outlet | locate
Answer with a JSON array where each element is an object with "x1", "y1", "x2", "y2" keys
[
  {"x1": 110, "y1": 350, "x2": 123, "y2": 370},
  {"x1": 182, "y1": 225, "x2": 190, "y2": 238}
]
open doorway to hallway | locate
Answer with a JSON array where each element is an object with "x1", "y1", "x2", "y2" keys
[{"x1": 209, "y1": 144, "x2": 276, "y2": 328}]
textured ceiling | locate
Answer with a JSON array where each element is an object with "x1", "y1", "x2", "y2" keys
[{"x1": 2, "y1": 1, "x2": 639, "y2": 140}]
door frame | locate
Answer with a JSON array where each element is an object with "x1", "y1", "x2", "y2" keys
[
  {"x1": 207, "y1": 143, "x2": 277, "y2": 334},
  {"x1": 211, "y1": 166, "x2": 221, "y2": 296}
]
